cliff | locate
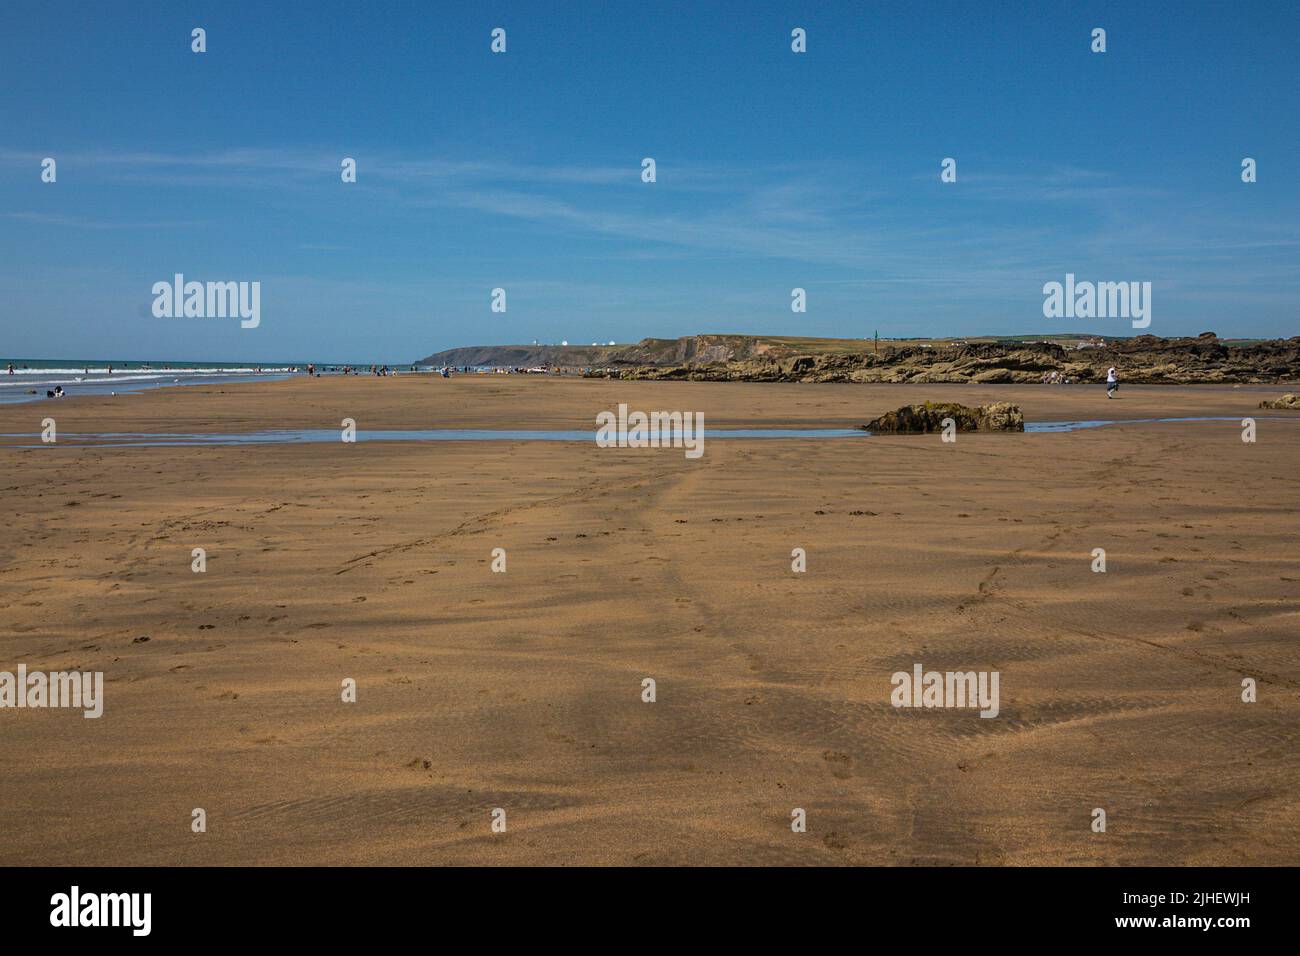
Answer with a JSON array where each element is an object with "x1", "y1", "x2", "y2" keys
[{"x1": 418, "y1": 332, "x2": 1300, "y2": 384}]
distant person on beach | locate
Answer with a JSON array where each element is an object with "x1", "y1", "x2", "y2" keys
[
  {"x1": 1106, "y1": 366, "x2": 1119, "y2": 398},
  {"x1": 6, "y1": 364, "x2": 12, "y2": 375}
]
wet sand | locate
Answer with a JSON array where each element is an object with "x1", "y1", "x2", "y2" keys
[{"x1": 1, "y1": 376, "x2": 1297, "y2": 865}]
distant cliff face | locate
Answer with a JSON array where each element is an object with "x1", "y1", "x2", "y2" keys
[
  {"x1": 420, "y1": 333, "x2": 1300, "y2": 384},
  {"x1": 416, "y1": 334, "x2": 760, "y2": 368},
  {"x1": 416, "y1": 343, "x2": 609, "y2": 367}
]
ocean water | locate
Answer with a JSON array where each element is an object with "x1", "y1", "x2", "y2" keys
[{"x1": 0, "y1": 359, "x2": 407, "y2": 405}]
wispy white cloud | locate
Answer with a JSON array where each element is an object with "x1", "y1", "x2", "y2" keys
[{"x1": 2, "y1": 144, "x2": 1296, "y2": 300}]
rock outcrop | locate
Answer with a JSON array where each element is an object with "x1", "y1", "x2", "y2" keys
[
  {"x1": 861, "y1": 402, "x2": 1025, "y2": 433},
  {"x1": 1258, "y1": 393, "x2": 1300, "y2": 410},
  {"x1": 589, "y1": 333, "x2": 1300, "y2": 385}
]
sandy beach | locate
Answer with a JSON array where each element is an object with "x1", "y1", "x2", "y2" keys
[{"x1": 1, "y1": 375, "x2": 1296, "y2": 865}]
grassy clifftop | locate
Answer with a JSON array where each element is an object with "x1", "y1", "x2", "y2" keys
[
  {"x1": 419, "y1": 332, "x2": 1294, "y2": 381},
  {"x1": 417, "y1": 332, "x2": 1150, "y2": 368}
]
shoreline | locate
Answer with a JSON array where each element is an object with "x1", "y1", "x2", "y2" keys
[
  {"x1": 2, "y1": 373, "x2": 1298, "y2": 435},
  {"x1": 0, "y1": 370, "x2": 296, "y2": 406}
]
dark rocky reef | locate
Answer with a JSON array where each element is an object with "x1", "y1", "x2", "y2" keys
[
  {"x1": 592, "y1": 333, "x2": 1300, "y2": 385},
  {"x1": 861, "y1": 402, "x2": 1025, "y2": 433}
]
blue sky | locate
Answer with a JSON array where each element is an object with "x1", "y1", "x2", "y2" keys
[{"x1": 1, "y1": 0, "x2": 1296, "y2": 362}]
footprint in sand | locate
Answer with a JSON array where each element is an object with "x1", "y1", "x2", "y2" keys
[{"x1": 822, "y1": 750, "x2": 853, "y2": 779}]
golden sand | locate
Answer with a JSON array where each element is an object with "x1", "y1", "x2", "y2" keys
[{"x1": 1, "y1": 376, "x2": 1296, "y2": 864}]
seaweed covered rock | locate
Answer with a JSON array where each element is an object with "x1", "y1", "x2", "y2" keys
[
  {"x1": 861, "y1": 401, "x2": 1024, "y2": 433},
  {"x1": 1258, "y1": 393, "x2": 1300, "y2": 410},
  {"x1": 976, "y1": 401, "x2": 1025, "y2": 430}
]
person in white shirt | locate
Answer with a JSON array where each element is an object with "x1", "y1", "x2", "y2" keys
[{"x1": 1106, "y1": 366, "x2": 1118, "y2": 398}]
